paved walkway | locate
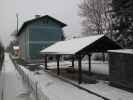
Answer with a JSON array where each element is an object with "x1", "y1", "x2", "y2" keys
[{"x1": 0, "y1": 53, "x2": 35, "y2": 100}]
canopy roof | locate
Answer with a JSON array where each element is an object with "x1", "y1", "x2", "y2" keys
[
  {"x1": 108, "y1": 49, "x2": 133, "y2": 54},
  {"x1": 40, "y1": 35, "x2": 122, "y2": 55}
]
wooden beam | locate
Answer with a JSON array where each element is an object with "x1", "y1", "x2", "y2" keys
[
  {"x1": 102, "y1": 52, "x2": 105, "y2": 62},
  {"x1": 44, "y1": 55, "x2": 48, "y2": 70},
  {"x1": 56, "y1": 55, "x2": 60, "y2": 75},
  {"x1": 72, "y1": 56, "x2": 75, "y2": 72},
  {"x1": 78, "y1": 55, "x2": 82, "y2": 84},
  {"x1": 88, "y1": 53, "x2": 92, "y2": 75}
]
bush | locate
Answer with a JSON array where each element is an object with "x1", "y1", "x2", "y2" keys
[{"x1": 15, "y1": 58, "x2": 28, "y2": 66}]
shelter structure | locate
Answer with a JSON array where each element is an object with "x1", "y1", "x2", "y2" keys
[
  {"x1": 108, "y1": 49, "x2": 133, "y2": 90},
  {"x1": 40, "y1": 35, "x2": 121, "y2": 84}
]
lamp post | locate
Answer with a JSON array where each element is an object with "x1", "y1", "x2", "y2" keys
[{"x1": 16, "y1": 13, "x2": 19, "y2": 33}]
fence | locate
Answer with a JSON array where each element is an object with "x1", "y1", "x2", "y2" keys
[{"x1": 10, "y1": 55, "x2": 49, "y2": 100}]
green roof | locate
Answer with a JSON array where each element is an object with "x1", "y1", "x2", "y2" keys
[{"x1": 16, "y1": 15, "x2": 67, "y2": 36}]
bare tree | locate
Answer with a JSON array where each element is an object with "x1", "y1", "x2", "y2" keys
[{"x1": 79, "y1": 0, "x2": 112, "y2": 37}]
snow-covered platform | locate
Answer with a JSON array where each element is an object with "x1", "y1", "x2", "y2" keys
[
  {"x1": 18, "y1": 64, "x2": 103, "y2": 100},
  {"x1": 1, "y1": 53, "x2": 36, "y2": 100},
  {"x1": 42, "y1": 61, "x2": 133, "y2": 100}
]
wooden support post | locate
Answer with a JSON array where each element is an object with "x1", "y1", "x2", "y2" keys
[
  {"x1": 72, "y1": 56, "x2": 75, "y2": 72},
  {"x1": 102, "y1": 52, "x2": 105, "y2": 63},
  {"x1": 88, "y1": 53, "x2": 92, "y2": 75},
  {"x1": 56, "y1": 55, "x2": 60, "y2": 75},
  {"x1": 44, "y1": 55, "x2": 48, "y2": 70},
  {"x1": 78, "y1": 55, "x2": 82, "y2": 84}
]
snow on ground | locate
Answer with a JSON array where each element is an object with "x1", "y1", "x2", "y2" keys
[
  {"x1": 36, "y1": 72, "x2": 103, "y2": 100},
  {"x1": 1, "y1": 53, "x2": 36, "y2": 100},
  {"x1": 18, "y1": 59, "x2": 133, "y2": 100},
  {"x1": 81, "y1": 81, "x2": 133, "y2": 100},
  {"x1": 19, "y1": 64, "x2": 103, "y2": 100},
  {"x1": 42, "y1": 60, "x2": 133, "y2": 100},
  {"x1": 47, "y1": 60, "x2": 109, "y2": 75}
]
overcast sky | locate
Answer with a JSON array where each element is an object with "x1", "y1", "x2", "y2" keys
[{"x1": 0, "y1": 0, "x2": 83, "y2": 47}]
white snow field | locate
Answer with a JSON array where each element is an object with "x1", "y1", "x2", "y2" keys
[{"x1": 0, "y1": 53, "x2": 35, "y2": 100}]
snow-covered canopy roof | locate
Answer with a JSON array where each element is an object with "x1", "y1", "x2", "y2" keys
[
  {"x1": 40, "y1": 34, "x2": 121, "y2": 55},
  {"x1": 108, "y1": 49, "x2": 133, "y2": 54}
]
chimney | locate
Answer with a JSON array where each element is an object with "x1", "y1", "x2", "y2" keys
[{"x1": 35, "y1": 15, "x2": 41, "y2": 19}]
